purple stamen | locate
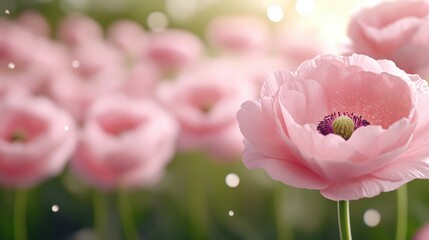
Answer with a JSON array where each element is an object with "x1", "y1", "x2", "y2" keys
[{"x1": 317, "y1": 112, "x2": 370, "y2": 136}]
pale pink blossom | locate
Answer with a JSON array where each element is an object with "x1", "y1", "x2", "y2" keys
[
  {"x1": 158, "y1": 59, "x2": 256, "y2": 161},
  {"x1": 237, "y1": 54, "x2": 429, "y2": 200},
  {"x1": 16, "y1": 11, "x2": 51, "y2": 37},
  {"x1": 0, "y1": 96, "x2": 76, "y2": 188},
  {"x1": 47, "y1": 40, "x2": 125, "y2": 122},
  {"x1": 0, "y1": 18, "x2": 69, "y2": 95},
  {"x1": 71, "y1": 95, "x2": 179, "y2": 190},
  {"x1": 414, "y1": 223, "x2": 429, "y2": 240},
  {"x1": 146, "y1": 29, "x2": 204, "y2": 71},
  {"x1": 57, "y1": 14, "x2": 103, "y2": 46},
  {"x1": 347, "y1": 0, "x2": 429, "y2": 75},
  {"x1": 107, "y1": 20, "x2": 147, "y2": 60},
  {"x1": 206, "y1": 15, "x2": 269, "y2": 54},
  {"x1": 274, "y1": 26, "x2": 327, "y2": 69}
]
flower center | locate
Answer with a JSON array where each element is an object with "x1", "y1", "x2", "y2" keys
[
  {"x1": 9, "y1": 130, "x2": 27, "y2": 142},
  {"x1": 317, "y1": 112, "x2": 370, "y2": 140}
]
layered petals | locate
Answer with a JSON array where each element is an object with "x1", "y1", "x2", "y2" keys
[{"x1": 237, "y1": 54, "x2": 429, "y2": 200}]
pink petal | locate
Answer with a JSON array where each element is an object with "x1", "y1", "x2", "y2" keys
[
  {"x1": 320, "y1": 175, "x2": 408, "y2": 201},
  {"x1": 243, "y1": 140, "x2": 328, "y2": 189},
  {"x1": 237, "y1": 100, "x2": 294, "y2": 159},
  {"x1": 278, "y1": 78, "x2": 329, "y2": 125}
]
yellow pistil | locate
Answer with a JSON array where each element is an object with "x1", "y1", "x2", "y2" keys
[{"x1": 332, "y1": 116, "x2": 355, "y2": 140}]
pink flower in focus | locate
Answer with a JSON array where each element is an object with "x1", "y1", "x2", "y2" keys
[
  {"x1": 347, "y1": 0, "x2": 429, "y2": 75},
  {"x1": 71, "y1": 95, "x2": 179, "y2": 190},
  {"x1": 414, "y1": 223, "x2": 429, "y2": 240},
  {"x1": 0, "y1": 96, "x2": 76, "y2": 188},
  {"x1": 146, "y1": 29, "x2": 204, "y2": 71},
  {"x1": 158, "y1": 59, "x2": 256, "y2": 161},
  {"x1": 237, "y1": 54, "x2": 429, "y2": 200},
  {"x1": 206, "y1": 15, "x2": 269, "y2": 54}
]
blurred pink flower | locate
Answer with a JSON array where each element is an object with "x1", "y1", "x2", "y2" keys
[
  {"x1": 0, "y1": 18, "x2": 69, "y2": 95},
  {"x1": 158, "y1": 59, "x2": 256, "y2": 161},
  {"x1": 206, "y1": 15, "x2": 269, "y2": 54},
  {"x1": 71, "y1": 95, "x2": 179, "y2": 190},
  {"x1": 414, "y1": 223, "x2": 429, "y2": 240},
  {"x1": 57, "y1": 14, "x2": 103, "y2": 46},
  {"x1": 347, "y1": 0, "x2": 429, "y2": 75},
  {"x1": 17, "y1": 11, "x2": 51, "y2": 37},
  {"x1": 146, "y1": 29, "x2": 204, "y2": 71},
  {"x1": 274, "y1": 26, "x2": 327, "y2": 69},
  {"x1": 237, "y1": 54, "x2": 429, "y2": 200},
  {"x1": 48, "y1": 40, "x2": 125, "y2": 122},
  {"x1": 0, "y1": 96, "x2": 76, "y2": 188},
  {"x1": 107, "y1": 20, "x2": 147, "y2": 60}
]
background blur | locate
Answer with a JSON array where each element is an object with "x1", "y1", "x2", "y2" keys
[{"x1": 1, "y1": 0, "x2": 429, "y2": 239}]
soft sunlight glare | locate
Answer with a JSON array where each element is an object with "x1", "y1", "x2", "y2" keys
[
  {"x1": 8, "y1": 63, "x2": 15, "y2": 69},
  {"x1": 228, "y1": 210, "x2": 234, "y2": 216},
  {"x1": 147, "y1": 12, "x2": 169, "y2": 32},
  {"x1": 52, "y1": 205, "x2": 60, "y2": 212},
  {"x1": 64, "y1": 125, "x2": 70, "y2": 131},
  {"x1": 267, "y1": 5, "x2": 284, "y2": 22},
  {"x1": 71, "y1": 60, "x2": 80, "y2": 68},
  {"x1": 363, "y1": 209, "x2": 381, "y2": 227},
  {"x1": 295, "y1": 0, "x2": 315, "y2": 16},
  {"x1": 166, "y1": 0, "x2": 197, "y2": 21},
  {"x1": 225, "y1": 173, "x2": 240, "y2": 188}
]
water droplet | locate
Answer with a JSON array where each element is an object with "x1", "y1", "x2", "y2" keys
[
  {"x1": 71, "y1": 60, "x2": 80, "y2": 68},
  {"x1": 225, "y1": 173, "x2": 240, "y2": 188},
  {"x1": 8, "y1": 63, "x2": 15, "y2": 69},
  {"x1": 64, "y1": 125, "x2": 69, "y2": 131},
  {"x1": 51, "y1": 204, "x2": 60, "y2": 212},
  {"x1": 228, "y1": 210, "x2": 234, "y2": 216},
  {"x1": 5, "y1": 9, "x2": 10, "y2": 14},
  {"x1": 363, "y1": 209, "x2": 380, "y2": 227}
]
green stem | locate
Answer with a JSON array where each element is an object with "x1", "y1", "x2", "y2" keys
[
  {"x1": 337, "y1": 200, "x2": 352, "y2": 240},
  {"x1": 117, "y1": 188, "x2": 139, "y2": 240},
  {"x1": 274, "y1": 185, "x2": 292, "y2": 240},
  {"x1": 93, "y1": 191, "x2": 108, "y2": 240},
  {"x1": 14, "y1": 189, "x2": 27, "y2": 240},
  {"x1": 395, "y1": 185, "x2": 408, "y2": 240}
]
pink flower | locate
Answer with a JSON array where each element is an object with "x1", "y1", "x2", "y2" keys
[
  {"x1": 0, "y1": 18, "x2": 69, "y2": 95},
  {"x1": 17, "y1": 11, "x2": 51, "y2": 37},
  {"x1": 414, "y1": 223, "x2": 429, "y2": 240},
  {"x1": 237, "y1": 54, "x2": 429, "y2": 201},
  {"x1": 347, "y1": 0, "x2": 429, "y2": 75},
  {"x1": 0, "y1": 96, "x2": 76, "y2": 188},
  {"x1": 205, "y1": 15, "x2": 269, "y2": 54},
  {"x1": 274, "y1": 26, "x2": 327, "y2": 69},
  {"x1": 107, "y1": 20, "x2": 147, "y2": 60},
  {"x1": 57, "y1": 14, "x2": 103, "y2": 46},
  {"x1": 47, "y1": 40, "x2": 125, "y2": 122},
  {"x1": 158, "y1": 59, "x2": 256, "y2": 161},
  {"x1": 71, "y1": 95, "x2": 179, "y2": 190},
  {"x1": 146, "y1": 29, "x2": 204, "y2": 71}
]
